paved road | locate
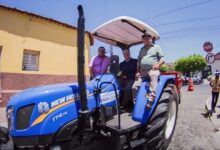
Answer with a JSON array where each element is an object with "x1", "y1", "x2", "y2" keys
[{"x1": 168, "y1": 80, "x2": 220, "y2": 150}]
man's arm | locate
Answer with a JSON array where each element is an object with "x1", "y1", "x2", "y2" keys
[
  {"x1": 209, "y1": 78, "x2": 214, "y2": 87},
  {"x1": 136, "y1": 64, "x2": 140, "y2": 73},
  {"x1": 153, "y1": 57, "x2": 165, "y2": 70},
  {"x1": 89, "y1": 67, "x2": 94, "y2": 79},
  {"x1": 135, "y1": 51, "x2": 142, "y2": 79},
  {"x1": 89, "y1": 55, "x2": 96, "y2": 78},
  {"x1": 104, "y1": 56, "x2": 111, "y2": 73},
  {"x1": 153, "y1": 45, "x2": 165, "y2": 70},
  {"x1": 209, "y1": 82, "x2": 212, "y2": 87}
]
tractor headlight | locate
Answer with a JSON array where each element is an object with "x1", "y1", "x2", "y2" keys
[{"x1": 7, "y1": 106, "x2": 14, "y2": 131}]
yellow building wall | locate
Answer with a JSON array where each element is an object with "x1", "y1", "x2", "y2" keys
[{"x1": 0, "y1": 8, "x2": 91, "y2": 76}]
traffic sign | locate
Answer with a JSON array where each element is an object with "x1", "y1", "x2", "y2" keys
[
  {"x1": 203, "y1": 41, "x2": 213, "y2": 53},
  {"x1": 206, "y1": 53, "x2": 215, "y2": 64}
]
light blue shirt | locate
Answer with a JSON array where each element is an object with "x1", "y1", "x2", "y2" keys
[{"x1": 138, "y1": 44, "x2": 164, "y2": 70}]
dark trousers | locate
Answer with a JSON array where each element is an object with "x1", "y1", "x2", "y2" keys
[
  {"x1": 119, "y1": 79, "x2": 134, "y2": 107},
  {"x1": 211, "y1": 91, "x2": 219, "y2": 111}
]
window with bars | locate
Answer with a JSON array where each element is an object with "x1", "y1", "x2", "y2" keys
[{"x1": 22, "y1": 50, "x2": 40, "y2": 71}]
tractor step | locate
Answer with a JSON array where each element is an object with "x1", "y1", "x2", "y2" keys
[
  {"x1": 130, "y1": 138, "x2": 146, "y2": 149},
  {"x1": 121, "y1": 138, "x2": 146, "y2": 149},
  {"x1": 106, "y1": 113, "x2": 141, "y2": 134}
]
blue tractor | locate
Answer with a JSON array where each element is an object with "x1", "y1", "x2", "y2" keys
[{"x1": 0, "y1": 5, "x2": 181, "y2": 150}]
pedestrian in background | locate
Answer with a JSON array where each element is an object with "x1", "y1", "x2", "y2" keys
[{"x1": 209, "y1": 72, "x2": 220, "y2": 113}]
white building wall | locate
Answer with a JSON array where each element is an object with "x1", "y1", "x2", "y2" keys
[{"x1": 211, "y1": 60, "x2": 220, "y2": 74}]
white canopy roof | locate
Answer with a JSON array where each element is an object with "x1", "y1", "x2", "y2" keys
[{"x1": 92, "y1": 16, "x2": 160, "y2": 47}]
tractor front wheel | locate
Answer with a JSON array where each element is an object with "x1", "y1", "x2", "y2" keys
[{"x1": 144, "y1": 84, "x2": 178, "y2": 150}]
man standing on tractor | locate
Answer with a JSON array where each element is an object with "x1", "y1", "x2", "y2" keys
[
  {"x1": 89, "y1": 46, "x2": 110, "y2": 79},
  {"x1": 132, "y1": 33, "x2": 165, "y2": 110}
]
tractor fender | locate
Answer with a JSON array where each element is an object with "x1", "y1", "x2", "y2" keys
[{"x1": 132, "y1": 75, "x2": 175, "y2": 124}]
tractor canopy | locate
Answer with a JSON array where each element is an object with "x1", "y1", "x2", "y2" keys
[{"x1": 92, "y1": 16, "x2": 160, "y2": 48}]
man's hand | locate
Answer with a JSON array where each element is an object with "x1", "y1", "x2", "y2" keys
[
  {"x1": 213, "y1": 86, "x2": 218, "y2": 90},
  {"x1": 122, "y1": 75, "x2": 128, "y2": 80},
  {"x1": 135, "y1": 72, "x2": 140, "y2": 80},
  {"x1": 153, "y1": 63, "x2": 160, "y2": 70}
]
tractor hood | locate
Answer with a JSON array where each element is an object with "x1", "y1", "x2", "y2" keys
[
  {"x1": 7, "y1": 82, "x2": 85, "y2": 136},
  {"x1": 8, "y1": 83, "x2": 80, "y2": 108},
  {"x1": 6, "y1": 74, "x2": 118, "y2": 136}
]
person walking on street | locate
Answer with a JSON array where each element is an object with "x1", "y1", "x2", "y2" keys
[
  {"x1": 210, "y1": 72, "x2": 220, "y2": 113},
  {"x1": 89, "y1": 46, "x2": 110, "y2": 79},
  {"x1": 132, "y1": 33, "x2": 164, "y2": 110}
]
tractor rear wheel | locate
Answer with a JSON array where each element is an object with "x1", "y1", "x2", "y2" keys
[{"x1": 144, "y1": 84, "x2": 178, "y2": 150}]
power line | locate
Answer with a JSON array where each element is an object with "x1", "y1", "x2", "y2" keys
[
  {"x1": 147, "y1": 0, "x2": 212, "y2": 20},
  {"x1": 162, "y1": 27, "x2": 220, "y2": 39},
  {"x1": 161, "y1": 24, "x2": 220, "y2": 35},
  {"x1": 153, "y1": 16, "x2": 220, "y2": 27}
]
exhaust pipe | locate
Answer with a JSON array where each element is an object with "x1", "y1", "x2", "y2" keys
[{"x1": 77, "y1": 5, "x2": 89, "y2": 127}]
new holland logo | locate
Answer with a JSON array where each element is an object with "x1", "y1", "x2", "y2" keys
[{"x1": 38, "y1": 102, "x2": 50, "y2": 114}]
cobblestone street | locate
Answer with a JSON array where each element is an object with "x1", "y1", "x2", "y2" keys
[{"x1": 168, "y1": 81, "x2": 219, "y2": 150}]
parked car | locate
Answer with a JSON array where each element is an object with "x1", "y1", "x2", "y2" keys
[{"x1": 192, "y1": 75, "x2": 202, "y2": 83}]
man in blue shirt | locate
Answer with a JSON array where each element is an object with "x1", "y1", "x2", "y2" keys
[{"x1": 118, "y1": 48, "x2": 137, "y2": 108}]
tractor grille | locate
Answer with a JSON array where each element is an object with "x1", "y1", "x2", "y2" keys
[{"x1": 16, "y1": 104, "x2": 35, "y2": 130}]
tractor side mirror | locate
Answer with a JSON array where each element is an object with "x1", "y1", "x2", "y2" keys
[{"x1": 0, "y1": 126, "x2": 9, "y2": 144}]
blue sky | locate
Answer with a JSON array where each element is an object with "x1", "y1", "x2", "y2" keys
[{"x1": 1, "y1": 0, "x2": 220, "y2": 63}]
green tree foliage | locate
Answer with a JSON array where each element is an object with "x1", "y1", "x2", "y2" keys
[
  {"x1": 174, "y1": 54, "x2": 207, "y2": 74},
  {"x1": 160, "y1": 64, "x2": 169, "y2": 72}
]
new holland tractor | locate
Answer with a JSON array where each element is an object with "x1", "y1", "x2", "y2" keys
[{"x1": 0, "y1": 5, "x2": 182, "y2": 150}]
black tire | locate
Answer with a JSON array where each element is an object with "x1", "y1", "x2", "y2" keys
[{"x1": 144, "y1": 84, "x2": 178, "y2": 150}]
